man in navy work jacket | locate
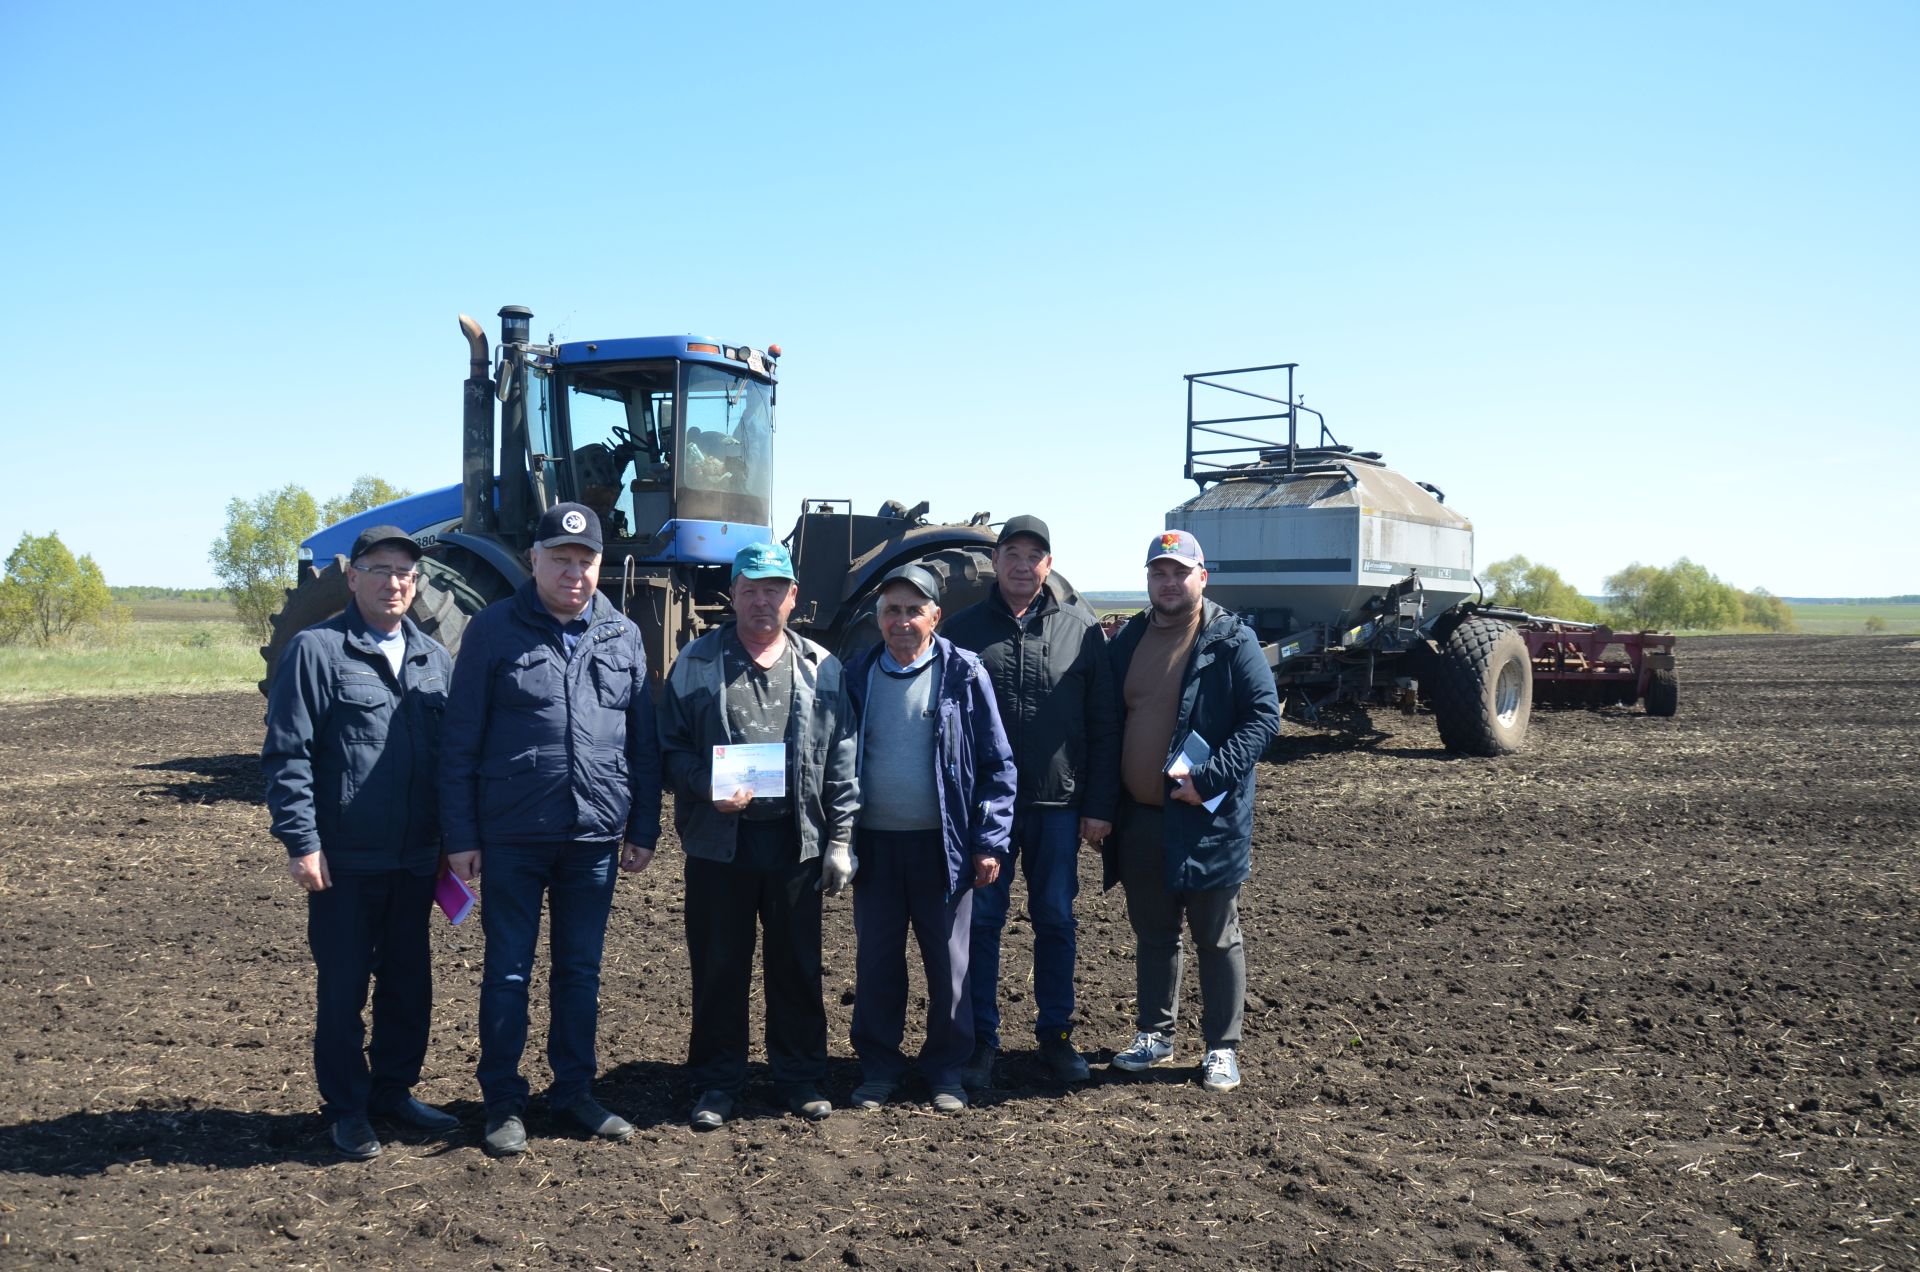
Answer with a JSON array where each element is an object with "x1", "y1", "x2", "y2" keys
[
  {"x1": 440, "y1": 502, "x2": 663, "y2": 1157},
  {"x1": 262, "y1": 525, "x2": 458, "y2": 1160},
  {"x1": 846, "y1": 562, "x2": 1017, "y2": 1113},
  {"x1": 656, "y1": 541, "x2": 860, "y2": 1131},
  {"x1": 943, "y1": 515, "x2": 1119, "y2": 1089},
  {"x1": 1104, "y1": 530, "x2": 1279, "y2": 1095}
]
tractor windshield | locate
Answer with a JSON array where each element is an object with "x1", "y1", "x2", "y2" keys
[
  {"x1": 553, "y1": 359, "x2": 773, "y2": 546},
  {"x1": 675, "y1": 363, "x2": 773, "y2": 527}
]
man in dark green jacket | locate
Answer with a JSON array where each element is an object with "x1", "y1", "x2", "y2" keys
[
  {"x1": 262, "y1": 525, "x2": 457, "y2": 1160},
  {"x1": 1105, "y1": 530, "x2": 1279, "y2": 1095}
]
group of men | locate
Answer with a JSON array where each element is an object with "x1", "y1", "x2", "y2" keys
[{"x1": 263, "y1": 502, "x2": 1280, "y2": 1160}]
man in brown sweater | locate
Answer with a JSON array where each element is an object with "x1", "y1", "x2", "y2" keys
[{"x1": 1103, "y1": 530, "x2": 1280, "y2": 1093}]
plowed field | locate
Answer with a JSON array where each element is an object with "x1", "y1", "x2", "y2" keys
[{"x1": 2, "y1": 635, "x2": 1914, "y2": 1269}]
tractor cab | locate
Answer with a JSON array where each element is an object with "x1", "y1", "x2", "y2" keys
[{"x1": 522, "y1": 336, "x2": 779, "y2": 565}]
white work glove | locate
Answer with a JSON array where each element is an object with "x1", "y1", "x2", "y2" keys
[{"x1": 820, "y1": 842, "x2": 857, "y2": 897}]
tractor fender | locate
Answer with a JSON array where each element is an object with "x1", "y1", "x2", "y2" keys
[{"x1": 435, "y1": 530, "x2": 530, "y2": 589}]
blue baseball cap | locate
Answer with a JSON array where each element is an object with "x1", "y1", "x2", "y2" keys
[{"x1": 733, "y1": 541, "x2": 796, "y2": 580}]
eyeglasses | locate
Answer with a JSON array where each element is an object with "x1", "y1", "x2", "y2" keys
[{"x1": 352, "y1": 564, "x2": 421, "y2": 585}]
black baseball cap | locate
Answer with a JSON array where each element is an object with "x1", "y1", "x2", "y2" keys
[
  {"x1": 878, "y1": 562, "x2": 941, "y2": 603},
  {"x1": 349, "y1": 525, "x2": 422, "y2": 561},
  {"x1": 535, "y1": 502, "x2": 603, "y2": 552},
  {"x1": 998, "y1": 514, "x2": 1051, "y2": 553}
]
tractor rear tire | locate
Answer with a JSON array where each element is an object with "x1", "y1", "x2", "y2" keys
[
  {"x1": 1429, "y1": 616, "x2": 1532, "y2": 756},
  {"x1": 409, "y1": 545, "x2": 514, "y2": 655},
  {"x1": 1645, "y1": 667, "x2": 1679, "y2": 717}
]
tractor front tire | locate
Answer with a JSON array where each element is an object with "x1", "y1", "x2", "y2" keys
[{"x1": 1429, "y1": 616, "x2": 1532, "y2": 756}]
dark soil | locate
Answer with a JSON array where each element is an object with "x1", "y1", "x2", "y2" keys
[{"x1": 2, "y1": 635, "x2": 1915, "y2": 1269}]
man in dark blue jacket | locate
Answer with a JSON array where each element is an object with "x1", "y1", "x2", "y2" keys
[
  {"x1": 1104, "y1": 530, "x2": 1279, "y2": 1095},
  {"x1": 845, "y1": 563, "x2": 1017, "y2": 1114},
  {"x1": 263, "y1": 525, "x2": 458, "y2": 1160},
  {"x1": 440, "y1": 502, "x2": 663, "y2": 1157}
]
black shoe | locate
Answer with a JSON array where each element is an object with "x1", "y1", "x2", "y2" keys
[
  {"x1": 330, "y1": 1113, "x2": 380, "y2": 1160},
  {"x1": 690, "y1": 1089, "x2": 734, "y2": 1132},
  {"x1": 371, "y1": 1094, "x2": 460, "y2": 1132},
  {"x1": 483, "y1": 1112, "x2": 527, "y2": 1157},
  {"x1": 1039, "y1": 1031, "x2": 1092, "y2": 1084},
  {"x1": 559, "y1": 1094, "x2": 635, "y2": 1142},
  {"x1": 960, "y1": 1042, "x2": 998, "y2": 1091},
  {"x1": 781, "y1": 1086, "x2": 831, "y2": 1122}
]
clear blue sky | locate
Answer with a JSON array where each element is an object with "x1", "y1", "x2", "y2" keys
[{"x1": 3, "y1": 2, "x2": 1913, "y2": 597}]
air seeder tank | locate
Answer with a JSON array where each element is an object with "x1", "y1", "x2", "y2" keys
[
  {"x1": 1169, "y1": 362, "x2": 1474, "y2": 638},
  {"x1": 1173, "y1": 453, "x2": 1475, "y2": 635}
]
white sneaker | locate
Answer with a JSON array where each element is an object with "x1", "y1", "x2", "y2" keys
[
  {"x1": 1201, "y1": 1048, "x2": 1241, "y2": 1093},
  {"x1": 1111, "y1": 1030, "x2": 1175, "y2": 1072}
]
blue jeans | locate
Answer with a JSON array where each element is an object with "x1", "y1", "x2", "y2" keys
[
  {"x1": 969, "y1": 807, "x2": 1080, "y2": 1048},
  {"x1": 477, "y1": 840, "x2": 619, "y2": 1113}
]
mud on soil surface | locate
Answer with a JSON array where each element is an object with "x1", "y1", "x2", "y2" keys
[{"x1": 1, "y1": 635, "x2": 1915, "y2": 1270}]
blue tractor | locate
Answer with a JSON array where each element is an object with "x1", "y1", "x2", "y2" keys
[{"x1": 262, "y1": 305, "x2": 1089, "y2": 688}]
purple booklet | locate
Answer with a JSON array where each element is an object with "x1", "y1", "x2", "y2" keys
[{"x1": 435, "y1": 870, "x2": 476, "y2": 925}]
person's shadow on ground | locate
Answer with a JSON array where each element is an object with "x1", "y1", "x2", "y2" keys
[
  {"x1": 0, "y1": 1105, "x2": 353, "y2": 1175},
  {"x1": 133, "y1": 754, "x2": 265, "y2": 805}
]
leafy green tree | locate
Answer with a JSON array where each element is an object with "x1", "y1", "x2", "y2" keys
[
  {"x1": 0, "y1": 531, "x2": 118, "y2": 646},
  {"x1": 321, "y1": 475, "x2": 413, "y2": 527},
  {"x1": 1864, "y1": 615, "x2": 1888, "y2": 633},
  {"x1": 210, "y1": 485, "x2": 319, "y2": 641},
  {"x1": 1606, "y1": 558, "x2": 1778, "y2": 631},
  {"x1": 1604, "y1": 562, "x2": 1663, "y2": 628},
  {"x1": 1484, "y1": 554, "x2": 1600, "y2": 622},
  {"x1": 1740, "y1": 588, "x2": 1795, "y2": 632}
]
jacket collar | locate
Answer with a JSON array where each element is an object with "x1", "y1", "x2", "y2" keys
[
  {"x1": 687, "y1": 623, "x2": 824, "y2": 669},
  {"x1": 512, "y1": 578, "x2": 616, "y2": 632},
  {"x1": 987, "y1": 583, "x2": 1056, "y2": 625}
]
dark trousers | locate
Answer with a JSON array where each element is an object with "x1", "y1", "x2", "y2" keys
[
  {"x1": 1116, "y1": 803, "x2": 1246, "y2": 1049},
  {"x1": 851, "y1": 827, "x2": 974, "y2": 1089},
  {"x1": 477, "y1": 840, "x2": 619, "y2": 1113},
  {"x1": 970, "y1": 806, "x2": 1081, "y2": 1047},
  {"x1": 306, "y1": 867, "x2": 437, "y2": 1120},
  {"x1": 684, "y1": 819, "x2": 827, "y2": 1095}
]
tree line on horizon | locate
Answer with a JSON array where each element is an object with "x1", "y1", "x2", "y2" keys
[
  {"x1": 0, "y1": 497, "x2": 1900, "y2": 649},
  {"x1": 1485, "y1": 554, "x2": 1794, "y2": 632},
  {"x1": 0, "y1": 477, "x2": 409, "y2": 648}
]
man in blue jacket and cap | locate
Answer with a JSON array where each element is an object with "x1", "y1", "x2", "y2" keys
[
  {"x1": 1104, "y1": 530, "x2": 1279, "y2": 1094},
  {"x1": 441, "y1": 502, "x2": 663, "y2": 1157},
  {"x1": 845, "y1": 563, "x2": 1017, "y2": 1113},
  {"x1": 263, "y1": 525, "x2": 458, "y2": 1159}
]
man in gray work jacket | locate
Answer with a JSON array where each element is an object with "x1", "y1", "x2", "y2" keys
[
  {"x1": 656, "y1": 541, "x2": 860, "y2": 1131},
  {"x1": 262, "y1": 525, "x2": 458, "y2": 1160},
  {"x1": 440, "y1": 502, "x2": 663, "y2": 1157}
]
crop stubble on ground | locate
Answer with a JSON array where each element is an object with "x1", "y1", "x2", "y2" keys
[{"x1": 0, "y1": 635, "x2": 1914, "y2": 1269}]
